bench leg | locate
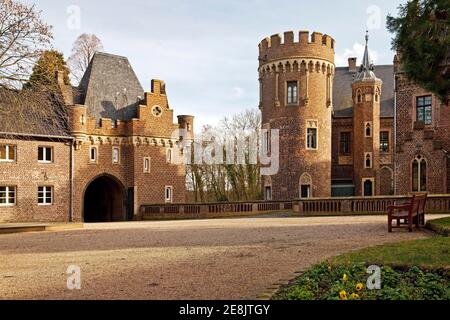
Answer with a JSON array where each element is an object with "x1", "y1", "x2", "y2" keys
[{"x1": 388, "y1": 218, "x2": 393, "y2": 233}]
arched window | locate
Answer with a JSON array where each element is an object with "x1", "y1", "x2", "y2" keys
[
  {"x1": 166, "y1": 149, "x2": 173, "y2": 164},
  {"x1": 365, "y1": 122, "x2": 372, "y2": 137},
  {"x1": 300, "y1": 173, "x2": 312, "y2": 198},
  {"x1": 412, "y1": 155, "x2": 427, "y2": 192},
  {"x1": 365, "y1": 153, "x2": 372, "y2": 169},
  {"x1": 375, "y1": 88, "x2": 380, "y2": 103},
  {"x1": 356, "y1": 89, "x2": 362, "y2": 103}
]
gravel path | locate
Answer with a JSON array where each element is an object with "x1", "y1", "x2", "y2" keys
[{"x1": 0, "y1": 215, "x2": 447, "y2": 300}]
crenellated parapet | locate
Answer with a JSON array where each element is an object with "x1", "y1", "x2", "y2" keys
[
  {"x1": 68, "y1": 78, "x2": 194, "y2": 148},
  {"x1": 259, "y1": 31, "x2": 335, "y2": 70}
]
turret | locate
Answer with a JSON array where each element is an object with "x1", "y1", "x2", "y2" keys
[
  {"x1": 259, "y1": 30, "x2": 335, "y2": 200},
  {"x1": 352, "y1": 31, "x2": 383, "y2": 196}
]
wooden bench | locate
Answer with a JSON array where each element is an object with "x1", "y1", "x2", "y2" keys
[{"x1": 388, "y1": 193, "x2": 428, "y2": 232}]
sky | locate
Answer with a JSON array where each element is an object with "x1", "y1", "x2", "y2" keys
[{"x1": 25, "y1": 0, "x2": 405, "y2": 129}]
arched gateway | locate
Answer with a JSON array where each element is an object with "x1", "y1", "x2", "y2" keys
[{"x1": 83, "y1": 175, "x2": 127, "y2": 222}]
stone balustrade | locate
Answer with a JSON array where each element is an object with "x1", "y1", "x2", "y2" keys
[{"x1": 140, "y1": 195, "x2": 450, "y2": 220}]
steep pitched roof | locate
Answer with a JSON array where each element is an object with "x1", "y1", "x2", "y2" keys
[
  {"x1": 0, "y1": 88, "x2": 71, "y2": 138},
  {"x1": 333, "y1": 64, "x2": 395, "y2": 118},
  {"x1": 77, "y1": 52, "x2": 145, "y2": 121}
]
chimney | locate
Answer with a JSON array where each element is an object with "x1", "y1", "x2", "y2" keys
[{"x1": 348, "y1": 57, "x2": 357, "y2": 72}]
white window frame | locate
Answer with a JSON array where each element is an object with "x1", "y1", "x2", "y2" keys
[
  {"x1": 0, "y1": 186, "x2": 16, "y2": 206},
  {"x1": 143, "y1": 157, "x2": 151, "y2": 173},
  {"x1": 165, "y1": 186, "x2": 173, "y2": 203},
  {"x1": 0, "y1": 144, "x2": 16, "y2": 162},
  {"x1": 90, "y1": 146, "x2": 98, "y2": 163},
  {"x1": 306, "y1": 120, "x2": 318, "y2": 150},
  {"x1": 286, "y1": 80, "x2": 299, "y2": 105},
  {"x1": 38, "y1": 186, "x2": 53, "y2": 206},
  {"x1": 112, "y1": 146, "x2": 120, "y2": 164},
  {"x1": 166, "y1": 148, "x2": 173, "y2": 164},
  {"x1": 38, "y1": 146, "x2": 53, "y2": 163}
]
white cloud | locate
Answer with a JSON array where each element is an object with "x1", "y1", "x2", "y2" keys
[{"x1": 335, "y1": 42, "x2": 379, "y2": 67}]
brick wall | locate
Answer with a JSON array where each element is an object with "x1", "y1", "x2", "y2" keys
[
  {"x1": 260, "y1": 30, "x2": 335, "y2": 200},
  {"x1": 0, "y1": 138, "x2": 71, "y2": 223},
  {"x1": 394, "y1": 72, "x2": 448, "y2": 195}
]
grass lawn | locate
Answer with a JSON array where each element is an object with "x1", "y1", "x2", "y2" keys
[
  {"x1": 427, "y1": 217, "x2": 450, "y2": 236},
  {"x1": 332, "y1": 237, "x2": 450, "y2": 269},
  {"x1": 273, "y1": 237, "x2": 450, "y2": 300}
]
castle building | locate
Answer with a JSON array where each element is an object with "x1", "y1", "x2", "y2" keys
[
  {"x1": 0, "y1": 52, "x2": 194, "y2": 223},
  {"x1": 260, "y1": 30, "x2": 449, "y2": 200}
]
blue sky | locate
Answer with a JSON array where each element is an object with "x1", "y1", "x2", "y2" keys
[{"x1": 26, "y1": 0, "x2": 405, "y2": 129}]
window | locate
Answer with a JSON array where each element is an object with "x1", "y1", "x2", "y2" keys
[
  {"x1": 90, "y1": 146, "x2": 98, "y2": 163},
  {"x1": 186, "y1": 123, "x2": 191, "y2": 132},
  {"x1": 363, "y1": 179, "x2": 374, "y2": 196},
  {"x1": 365, "y1": 122, "x2": 372, "y2": 137},
  {"x1": 38, "y1": 186, "x2": 53, "y2": 205},
  {"x1": 0, "y1": 186, "x2": 16, "y2": 206},
  {"x1": 38, "y1": 147, "x2": 53, "y2": 163},
  {"x1": 112, "y1": 147, "x2": 120, "y2": 164},
  {"x1": 287, "y1": 81, "x2": 298, "y2": 105},
  {"x1": 301, "y1": 185, "x2": 311, "y2": 198},
  {"x1": 307, "y1": 128, "x2": 317, "y2": 150},
  {"x1": 365, "y1": 153, "x2": 372, "y2": 169},
  {"x1": 165, "y1": 186, "x2": 173, "y2": 203},
  {"x1": 357, "y1": 90, "x2": 362, "y2": 103},
  {"x1": 416, "y1": 95, "x2": 432, "y2": 125},
  {"x1": 380, "y1": 132, "x2": 389, "y2": 153},
  {"x1": 412, "y1": 155, "x2": 427, "y2": 192},
  {"x1": 265, "y1": 186, "x2": 272, "y2": 201},
  {"x1": 340, "y1": 132, "x2": 351, "y2": 154},
  {"x1": 166, "y1": 149, "x2": 173, "y2": 164},
  {"x1": 0, "y1": 144, "x2": 16, "y2": 162},
  {"x1": 375, "y1": 88, "x2": 380, "y2": 103},
  {"x1": 143, "y1": 157, "x2": 151, "y2": 173}
]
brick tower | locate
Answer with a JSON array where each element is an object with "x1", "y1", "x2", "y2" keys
[
  {"x1": 259, "y1": 30, "x2": 335, "y2": 199},
  {"x1": 352, "y1": 32, "x2": 383, "y2": 196}
]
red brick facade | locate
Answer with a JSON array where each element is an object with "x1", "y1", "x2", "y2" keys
[
  {"x1": 260, "y1": 31, "x2": 448, "y2": 201},
  {"x1": 259, "y1": 31, "x2": 335, "y2": 199},
  {"x1": 0, "y1": 78, "x2": 193, "y2": 223},
  {"x1": 394, "y1": 58, "x2": 449, "y2": 195}
]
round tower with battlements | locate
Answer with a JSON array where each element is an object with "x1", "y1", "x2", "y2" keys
[{"x1": 259, "y1": 30, "x2": 335, "y2": 200}]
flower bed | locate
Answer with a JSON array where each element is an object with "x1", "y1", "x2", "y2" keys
[{"x1": 273, "y1": 262, "x2": 450, "y2": 300}]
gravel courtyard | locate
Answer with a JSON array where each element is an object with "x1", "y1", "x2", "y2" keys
[{"x1": 0, "y1": 215, "x2": 446, "y2": 300}]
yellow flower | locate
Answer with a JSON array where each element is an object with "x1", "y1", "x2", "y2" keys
[
  {"x1": 339, "y1": 290, "x2": 348, "y2": 300},
  {"x1": 351, "y1": 293, "x2": 360, "y2": 300},
  {"x1": 342, "y1": 274, "x2": 349, "y2": 282},
  {"x1": 356, "y1": 283, "x2": 364, "y2": 292}
]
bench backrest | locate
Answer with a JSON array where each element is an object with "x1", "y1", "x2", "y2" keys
[{"x1": 411, "y1": 193, "x2": 427, "y2": 215}]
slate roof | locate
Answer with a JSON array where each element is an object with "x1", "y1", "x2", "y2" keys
[
  {"x1": 333, "y1": 64, "x2": 395, "y2": 118},
  {"x1": 76, "y1": 52, "x2": 145, "y2": 121}
]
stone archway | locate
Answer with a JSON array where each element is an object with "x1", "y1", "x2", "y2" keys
[{"x1": 83, "y1": 175, "x2": 126, "y2": 222}]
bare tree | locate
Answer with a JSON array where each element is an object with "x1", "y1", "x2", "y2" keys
[
  {"x1": 186, "y1": 109, "x2": 263, "y2": 203},
  {"x1": 67, "y1": 34, "x2": 103, "y2": 84},
  {"x1": 0, "y1": 0, "x2": 53, "y2": 89}
]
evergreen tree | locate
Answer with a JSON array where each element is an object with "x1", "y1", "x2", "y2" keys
[
  {"x1": 26, "y1": 50, "x2": 71, "y2": 89},
  {"x1": 387, "y1": 0, "x2": 449, "y2": 103}
]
